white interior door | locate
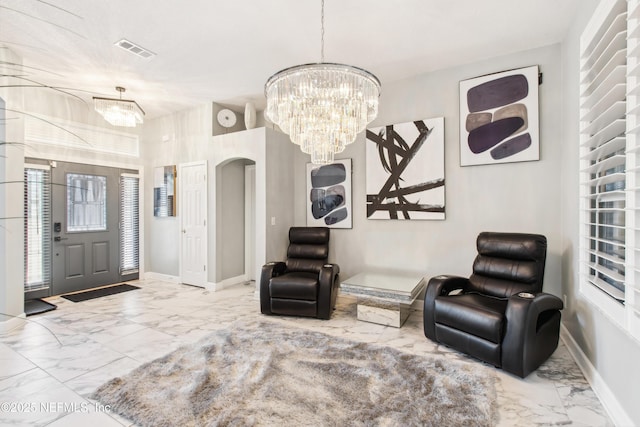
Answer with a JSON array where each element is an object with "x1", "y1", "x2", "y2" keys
[{"x1": 179, "y1": 161, "x2": 207, "y2": 287}]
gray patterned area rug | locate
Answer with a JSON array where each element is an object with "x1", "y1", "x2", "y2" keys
[{"x1": 92, "y1": 320, "x2": 498, "y2": 427}]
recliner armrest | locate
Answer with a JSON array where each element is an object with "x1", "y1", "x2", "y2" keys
[
  {"x1": 423, "y1": 275, "x2": 470, "y2": 340},
  {"x1": 502, "y1": 292, "x2": 564, "y2": 377},
  {"x1": 317, "y1": 263, "x2": 340, "y2": 320},
  {"x1": 259, "y1": 262, "x2": 287, "y2": 315}
]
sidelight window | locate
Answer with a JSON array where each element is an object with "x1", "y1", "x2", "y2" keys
[{"x1": 24, "y1": 165, "x2": 52, "y2": 292}]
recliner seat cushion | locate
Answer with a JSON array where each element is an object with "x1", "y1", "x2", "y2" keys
[
  {"x1": 434, "y1": 294, "x2": 507, "y2": 343},
  {"x1": 270, "y1": 272, "x2": 318, "y2": 301}
]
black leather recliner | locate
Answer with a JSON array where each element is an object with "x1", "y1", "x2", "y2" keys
[
  {"x1": 423, "y1": 232, "x2": 563, "y2": 378},
  {"x1": 260, "y1": 227, "x2": 340, "y2": 320}
]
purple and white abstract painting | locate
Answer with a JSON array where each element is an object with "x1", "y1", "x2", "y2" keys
[{"x1": 459, "y1": 65, "x2": 539, "y2": 166}]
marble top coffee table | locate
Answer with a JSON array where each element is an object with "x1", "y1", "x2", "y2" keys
[{"x1": 340, "y1": 272, "x2": 427, "y2": 327}]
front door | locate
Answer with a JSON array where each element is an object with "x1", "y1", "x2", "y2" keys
[{"x1": 51, "y1": 161, "x2": 120, "y2": 295}]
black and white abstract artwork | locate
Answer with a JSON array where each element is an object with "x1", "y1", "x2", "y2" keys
[
  {"x1": 306, "y1": 159, "x2": 352, "y2": 228},
  {"x1": 366, "y1": 118, "x2": 445, "y2": 220},
  {"x1": 459, "y1": 65, "x2": 539, "y2": 166}
]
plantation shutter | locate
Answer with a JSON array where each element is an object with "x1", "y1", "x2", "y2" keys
[
  {"x1": 24, "y1": 165, "x2": 52, "y2": 292},
  {"x1": 119, "y1": 174, "x2": 139, "y2": 275},
  {"x1": 627, "y1": 0, "x2": 640, "y2": 337},
  {"x1": 579, "y1": 0, "x2": 628, "y2": 302}
]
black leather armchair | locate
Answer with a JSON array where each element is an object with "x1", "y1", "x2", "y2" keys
[
  {"x1": 423, "y1": 232, "x2": 563, "y2": 378},
  {"x1": 260, "y1": 227, "x2": 340, "y2": 320}
]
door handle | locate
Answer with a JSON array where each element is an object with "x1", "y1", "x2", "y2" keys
[
  {"x1": 54, "y1": 236, "x2": 68, "y2": 242},
  {"x1": 182, "y1": 229, "x2": 186, "y2": 233}
]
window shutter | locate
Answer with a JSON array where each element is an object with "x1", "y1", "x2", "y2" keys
[
  {"x1": 119, "y1": 174, "x2": 140, "y2": 275},
  {"x1": 579, "y1": 0, "x2": 628, "y2": 303},
  {"x1": 626, "y1": 0, "x2": 640, "y2": 337},
  {"x1": 24, "y1": 166, "x2": 52, "y2": 292}
]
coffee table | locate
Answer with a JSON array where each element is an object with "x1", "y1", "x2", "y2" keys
[{"x1": 340, "y1": 272, "x2": 427, "y2": 327}]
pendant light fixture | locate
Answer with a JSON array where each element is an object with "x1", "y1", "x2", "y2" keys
[
  {"x1": 264, "y1": 0, "x2": 381, "y2": 164},
  {"x1": 93, "y1": 86, "x2": 145, "y2": 128}
]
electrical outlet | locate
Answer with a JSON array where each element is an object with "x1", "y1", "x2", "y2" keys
[
  {"x1": 271, "y1": 216, "x2": 276, "y2": 226},
  {"x1": 563, "y1": 294, "x2": 567, "y2": 307}
]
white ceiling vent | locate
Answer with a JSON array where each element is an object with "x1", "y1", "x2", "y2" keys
[{"x1": 114, "y1": 39, "x2": 156, "y2": 59}]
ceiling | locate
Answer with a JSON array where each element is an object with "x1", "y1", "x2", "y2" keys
[{"x1": 0, "y1": 0, "x2": 581, "y2": 121}]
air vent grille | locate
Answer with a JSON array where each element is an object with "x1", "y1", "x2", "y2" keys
[{"x1": 114, "y1": 39, "x2": 156, "y2": 59}]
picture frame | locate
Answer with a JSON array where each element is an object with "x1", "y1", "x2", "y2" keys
[
  {"x1": 459, "y1": 65, "x2": 540, "y2": 166},
  {"x1": 365, "y1": 117, "x2": 445, "y2": 220},
  {"x1": 306, "y1": 159, "x2": 352, "y2": 229}
]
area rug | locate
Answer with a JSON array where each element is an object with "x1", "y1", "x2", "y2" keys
[
  {"x1": 92, "y1": 320, "x2": 498, "y2": 427},
  {"x1": 61, "y1": 284, "x2": 139, "y2": 302}
]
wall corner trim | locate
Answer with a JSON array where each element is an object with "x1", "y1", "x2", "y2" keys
[{"x1": 560, "y1": 324, "x2": 634, "y2": 426}]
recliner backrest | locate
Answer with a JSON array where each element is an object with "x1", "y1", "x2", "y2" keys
[
  {"x1": 285, "y1": 227, "x2": 330, "y2": 274},
  {"x1": 468, "y1": 232, "x2": 547, "y2": 298}
]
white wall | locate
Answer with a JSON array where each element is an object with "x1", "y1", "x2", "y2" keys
[
  {"x1": 0, "y1": 95, "x2": 25, "y2": 325},
  {"x1": 561, "y1": 0, "x2": 640, "y2": 425},
  {"x1": 1, "y1": 49, "x2": 26, "y2": 325},
  {"x1": 142, "y1": 103, "x2": 212, "y2": 277},
  {"x1": 293, "y1": 44, "x2": 564, "y2": 296}
]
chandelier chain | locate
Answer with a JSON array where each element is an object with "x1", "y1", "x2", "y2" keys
[{"x1": 320, "y1": 0, "x2": 325, "y2": 63}]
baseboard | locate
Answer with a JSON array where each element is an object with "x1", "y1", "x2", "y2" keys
[
  {"x1": 0, "y1": 313, "x2": 27, "y2": 334},
  {"x1": 560, "y1": 324, "x2": 634, "y2": 426},
  {"x1": 144, "y1": 272, "x2": 181, "y2": 284},
  {"x1": 207, "y1": 274, "x2": 248, "y2": 292}
]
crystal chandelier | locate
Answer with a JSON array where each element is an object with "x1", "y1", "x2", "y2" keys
[
  {"x1": 264, "y1": 0, "x2": 381, "y2": 165},
  {"x1": 93, "y1": 86, "x2": 145, "y2": 128}
]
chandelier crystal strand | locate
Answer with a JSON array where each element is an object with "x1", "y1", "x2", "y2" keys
[{"x1": 264, "y1": 0, "x2": 380, "y2": 165}]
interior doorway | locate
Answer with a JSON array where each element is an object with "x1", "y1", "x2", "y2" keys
[
  {"x1": 214, "y1": 158, "x2": 256, "y2": 286},
  {"x1": 245, "y1": 164, "x2": 256, "y2": 282}
]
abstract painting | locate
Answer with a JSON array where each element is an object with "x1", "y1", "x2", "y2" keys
[
  {"x1": 459, "y1": 65, "x2": 539, "y2": 166},
  {"x1": 306, "y1": 159, "x2": 352, "y2": 228},
  {"x1": 366, "y1": 117, "x2": 445, "y2": 220}
]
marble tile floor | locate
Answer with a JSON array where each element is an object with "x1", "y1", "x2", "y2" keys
[{"x1": 0, "y1": 279, "x2": 612, "y2": 426}]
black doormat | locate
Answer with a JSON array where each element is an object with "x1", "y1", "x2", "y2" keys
[
  {"x1": 25, "y1": 298, "x2": 57, "y2": 316},
  {"x1": 61, "y1": 284, "x2": 140, "y2": 303}
]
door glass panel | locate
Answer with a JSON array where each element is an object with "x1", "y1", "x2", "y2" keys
[{"x1": 66, "y1": 173, "x2": 107, "y2": 232}]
